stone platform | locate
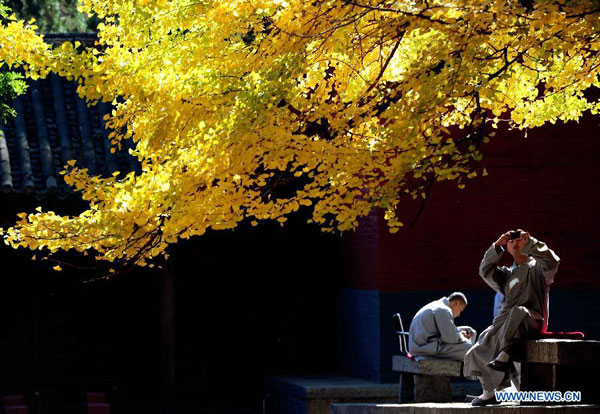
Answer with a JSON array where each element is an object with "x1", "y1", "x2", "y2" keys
[
  {"x1": 521, "y1": 339, "x2": 600, "y2": 404},
  {"x1": 264, "y1": 375, "x2": 483, "y2": 414},
  {"x1": 331, "y1": 402, "x2": 600, "y2": 414},
  {"x1": 265, "y1": 375, "x2": 398, "y2": 414}
]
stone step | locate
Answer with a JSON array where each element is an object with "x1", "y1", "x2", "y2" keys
[
  {"x1": 4, "y1": 406, "x2": 28, "y2": 414},
  {"x1": 450, "y1": 379, "x2": 482, "y2": 399},
  {"x1": 266, "y1": 375, "x2": 397, "y2": 400},
  {"x1": 331, "y1": 402, "x2": 600, "y2": 414},
  {"x1": 87, "y1": 403, "x2": 111, "y2": 414},
  {"x1": 3, "y1": 395, "x2": 24, "y2": 406},
  {"x1": 265, "y1": 375, "x2": 397, "y2": 414}
]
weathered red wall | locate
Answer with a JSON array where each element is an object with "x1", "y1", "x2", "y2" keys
[{"x1": 344, "y1": 112, "x2": 600, "y2": 292}]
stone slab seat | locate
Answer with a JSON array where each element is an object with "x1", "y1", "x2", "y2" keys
[
  {"x1": 392, "y1": 356, "x2": 463, "y2": 376},
  {"x1": 392, "y1": 355, "x2": 464, "y2": 403},
  {"x1": 524, "y1": 339, "x2": 598, "y2": 365},
  {"x1": 521, "y1": 339, "x2": 600, "y2": 404}
]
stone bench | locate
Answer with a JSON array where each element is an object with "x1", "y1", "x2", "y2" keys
[
  {"x1": 393, "y1": 339, "x2": 600, "y2": 404},
  {"x1": 521, "y1": 339, "x2": 600, "y2": 404},
  {"x1": 392, "y1": 355, "x2": 466, "y2": 403}
]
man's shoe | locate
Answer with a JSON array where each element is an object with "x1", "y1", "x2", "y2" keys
[
  {"x1": 487, "y1": 358, "x2": 512, "y2": 372},
  {"x1": 471, "y1": 395, "x2": 501, "y2": 406}
]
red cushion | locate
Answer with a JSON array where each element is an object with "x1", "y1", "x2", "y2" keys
[{"x1": 538, "y1": 331, "x2": 584, "y2": 340}]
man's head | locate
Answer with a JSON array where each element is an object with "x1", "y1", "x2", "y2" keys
[
  {"x1": 506, "y1": 229, "x2": 526, "y2": 257},
  {"x1": 448, "y1": 292, "x2": 468, "y2": 318}
]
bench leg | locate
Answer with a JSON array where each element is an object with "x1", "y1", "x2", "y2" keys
[
  {"x1": 414, "y1": 375, "x2": 452, "y2": 403},
  {"x1": 398, "y1": 373, "x2": 414, "y2": 403}
]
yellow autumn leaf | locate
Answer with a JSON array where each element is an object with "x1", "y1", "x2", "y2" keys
[{"x1": 0, "y1": 0, "x2": 598, "y2": 269}]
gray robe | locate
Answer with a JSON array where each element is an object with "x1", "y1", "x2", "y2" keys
[
  {"x1": 408, "y1": 297, "x2": 475, "y2": 361},
  {"x1": 463, "y1": 237, "x2": 560, "y2": 391}
]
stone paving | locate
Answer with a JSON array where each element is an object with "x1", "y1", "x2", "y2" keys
[{"x1": 331, "y1": 402, "x2": 600, "y2": 414}]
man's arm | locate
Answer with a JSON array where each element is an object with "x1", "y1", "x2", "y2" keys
[
  {"x1": 433, "y1": 308, "x2": 467, "y2": 344},
  {"x1": 521, "y1": 234, "x2": 560, "y2": 285},
  {"x1": 479, "y1": 237, "x2": 510, "y2": 294}
]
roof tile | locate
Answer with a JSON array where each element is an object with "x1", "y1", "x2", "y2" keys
[{"x1": 0, "y1": 34, "x2": 139, "y2": 199}]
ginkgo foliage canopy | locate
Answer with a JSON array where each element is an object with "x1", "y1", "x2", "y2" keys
[{"x1": 1, "y1": 0, "x2": 600, "y2": 269}]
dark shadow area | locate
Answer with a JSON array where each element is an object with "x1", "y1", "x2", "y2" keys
[{"x1": 0, "y1": 198, "x2": 344, "y2": 413}]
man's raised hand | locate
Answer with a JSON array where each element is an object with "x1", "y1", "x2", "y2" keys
[{"x1": 494, "y1": 232, "x2": 511, "y2": 247}]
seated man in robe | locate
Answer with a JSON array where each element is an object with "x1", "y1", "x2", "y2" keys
[
  {"x1": 408, "y1": 292, "x2": 476, "y2": 361},
  {"x1": 464, "y1": 230, "x2": 560, "y2": 406}
]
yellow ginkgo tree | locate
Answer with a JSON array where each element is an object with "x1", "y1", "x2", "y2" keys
[{"x1": 2, "y1": 0, "x2": 600, "y2": 270}]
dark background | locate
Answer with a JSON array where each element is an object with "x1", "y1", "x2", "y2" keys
[
  {"x1": 0, "y1": 198, "x2": 344, "y2": 413},
  {"x1": 0, "y1": 33, "x2": 598, "y2": 414},
  {"x1": 2, "y1": 106, "x2": 600, "y2": 411}
]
